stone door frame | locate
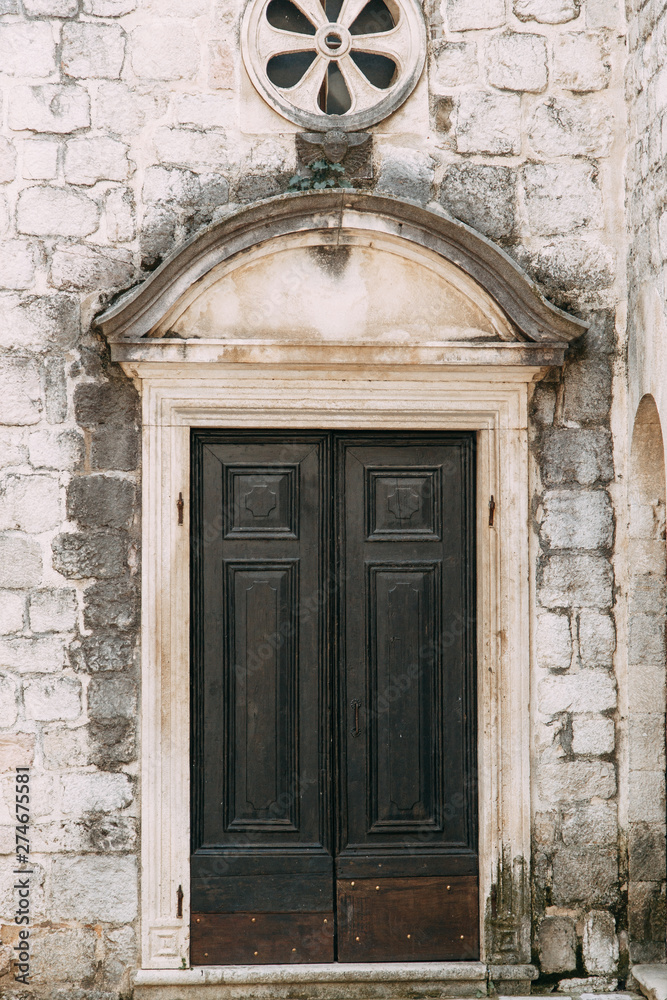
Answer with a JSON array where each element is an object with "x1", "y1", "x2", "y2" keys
[{"x1": 126, "y1": 366, "x2": 531, "y2": 971}]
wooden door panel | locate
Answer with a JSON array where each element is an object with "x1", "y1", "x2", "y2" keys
[
  {"x1": 336, "y1": 876, "x2": 479, "y2": 962},
  {"x1": 336, "y1": 434, "x2": 478, "y2": 961},
  {"x1": 191, "y1": 912, "x2": 335, "y2": 965},
  {"x1": 191, "y1": 433, "x2": 332, "y2": 963}
]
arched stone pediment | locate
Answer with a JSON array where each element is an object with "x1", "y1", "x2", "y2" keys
[{"x1": 97, "y1": 191, "x2": 586, "y2": 370}]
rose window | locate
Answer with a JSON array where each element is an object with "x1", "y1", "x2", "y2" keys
[{"x1": 241, "y1": 0, "x2": 426, "y2": 131}]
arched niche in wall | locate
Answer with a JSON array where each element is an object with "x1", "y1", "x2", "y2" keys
[{"x1": 96, "y1": 192, "x2": 586, "y2": 980}]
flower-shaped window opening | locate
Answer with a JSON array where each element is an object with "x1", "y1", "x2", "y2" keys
[
  {"x1": 265, "y1": 0, "x2": 399, "y2": 114},
  {"x1": 242, "y1": 0, "x2": 425, "y2": 129}
]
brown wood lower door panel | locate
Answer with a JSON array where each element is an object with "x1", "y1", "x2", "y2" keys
[
  {"x1": 336, "y1": 876, "x2": 479, "y2": 962},
  {"x1": 191, "y1": 912, "x2": 335, "y2": 965}
]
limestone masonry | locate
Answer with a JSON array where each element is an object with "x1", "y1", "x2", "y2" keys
[{"x1": 0, "y1": 0, "x2": 666, "y2": 994}]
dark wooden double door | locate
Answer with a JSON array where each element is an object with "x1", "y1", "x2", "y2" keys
[{"x1": 191, "y1": 431, "x2": 478, "y2": 965}]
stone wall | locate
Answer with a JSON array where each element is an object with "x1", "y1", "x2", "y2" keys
[{"x1": 0, "y1": 0, "x2": 639, "y2": 992}]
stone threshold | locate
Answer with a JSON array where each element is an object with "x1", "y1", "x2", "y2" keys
[
  {"x1": 633, "y1": 965, "x2": 667, "y2": 1000},
  {"x1": 134, "y1": 961, "x2": 489, "y2": 999}
]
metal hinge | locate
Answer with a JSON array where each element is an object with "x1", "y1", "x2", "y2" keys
[
  {"x1": 177, "y1": 493, "x2": 184, "y2": 525},
  {"x1": 488, "y1": 496, "x2": 496, "y2": 527},
  {"x1": 176, "y1": 884, "x2": 183, "y2": 918}
]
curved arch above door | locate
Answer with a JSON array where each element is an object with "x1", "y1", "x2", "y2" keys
[{"x1": 97, "y1": 191, "x2": 585, "y2": 371}]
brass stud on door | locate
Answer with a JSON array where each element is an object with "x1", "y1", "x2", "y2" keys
[
  {"x1": 251, "y1": 917, "x2": 256, "y2": 922},
  {"x1": 196, "y1": 918, "x2": 200, "y2": 923},
  {"x1": 292, "y1": 948, "x2": 297, "y2": 952},
  {"x1": 254, "y1": 951, "x2": 258, "y2": 956},
  {"x1": 356, "y1": 936, "x2": 360, "y2": 941},
  {"x1": 407, "y1": 934, "x2": 411, "y2": 939}
]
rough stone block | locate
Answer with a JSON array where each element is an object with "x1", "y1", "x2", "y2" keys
[
  {"x1": 0, "y1": 591, "x2": 25, "y2": 634},
  {"x1": 455, "y1": 91, "x2": 521, "y2": 154},
  {"x1": 629, "y1": 822, "x2": 667, "y2": 881},
  {"x1": 540, "y1": 490, "x2": 613, "y2": 550},
  {"x1": 0, "y1": 472, "x2": 62, "y2": 533},
  {"x1": 61, "y1": 771, "x2": 133, "y2": 814},
  {"x1": 376, "y1": 149, "x2": 434, "y2": 204},
  {"x1": 528, "y1": 95, "x2": 614, "y2": 157},
  {"x1": 629, "y1": 614, "x2": 665, "y2": 664},
  {"x1": 628, "y1": 714, "x2": 666, "y2": 770},
  {"x1": 562, "y1": 357, "x2": 613, "y2": 422},
  {"x1": 142, "y1": 164, "x2": 201, "y2": 204},
  {"x1": 89, "y1": 717, "x2": 136, "y2": 766},
  {"x1": 131, "y1": 21, "x2": 200, "y2": 80},
  {"x1": 628, "y1": 663, "x2": 666, "y2": 715},
  {"x1": 74, "y1": 379, "x2": 139, "y2": 428},
  {"x1": 8, "y1": 84, "x2": 91, "y2": 134},
  {"x1": 23, "y1": 676, "x2": 81, "y2": 721},
  {"x1": 538, "y1": 553, "x2": 613, "y2": 609},
  {"x1": 521, "y1": 161, "x2": 602, "y2": 236},
  {"x1": 0, "y1": 673, "x2": 18, "y2": 728},
  {"x1": 0, "y1": 427, "x2": 28, "y2": 467},
  {"x1": 486, "y1": 31, "x2": 548, "y2": 92},
  {"x1": 628, "y1": 881, "x2": 667, "y2": 960},
  {"x1": 536, "y1": 612, "x2": 572, "y2": 671},
  {"x1": 18, "y1": 187, "x2": 99, "y2": 238},
  {"x1": 29, "y1": 429, "x2": 84, "y2": 471},
  {"x1": 628, "y1": 771, "x2": 665, "y2": 823},
  {"x1": 51, "y1": 243, "x2": 134, "y2": 293},
  {"x1": 0, "y1": 355, "x2": 42, "y2": 426},
  {"x1": 83, "y1": 0, "x2": 135, "y2": 13},
  {"x1": 0, "y1": 533, "x2": 42, "y2": 588},
  {"x1": 94, "y1": 81, "x2": 167, "y2": 135},
  {"x1": 61, "y1": 22, "x2": 126, "y2": 79},
  {"x1": 571, "y1": 714, "x2": 615, "y2": 755},
  {"x1": 91, "y1": 425, "x2": 139, "y2": 471},
  {"x1": 552, "y1": 846, "x2": 618, "y2": 905},
  {"x1": 67, "y1": 475, "x2": 135, "y2": 530},
  {"x1": 554, "y1": 32, "x2": 610, "y2": 91},
  {"x1": 585, "y1": 0, "x2": 618, "y2": 26},
  {"x1": 0, "y1": 241, "x2": 36, "y2": 290},
  {"x1": 514, "y1": 0, "x2": 580, "y2": 21},
  {"x1": 540, "y1": 428, "x2": 614, "y2": 486},
  {"x1": 578, "y1": 610, "x2": 616, "y2": 667},
  {"x1": 50, "y1": 855, "x2": 138, "y2": 922},
  {"x1": 0, "y1": 138, "x2": 16, "y2": 185},
  {"x1": 446, "y1": 0, "x2": 505, "y2": 30},
  {"x1": 42, "y1": 724, "x2": 91, "y2": 769},
  {"x1": 0, "y1": 635, "x2": 65, "y2": 672},
  {"x1": 88, "y1": 674, "x2": 136, "y2": 719},
  {"x1": 561, "y1": 801, "x2": 617, "y2": 845},
  {"x1": 30, "y1": 927, "x2": 97, "y2": 986},
  {"x1": 152, "y1": 126, "x2": 228, "y2": 168},
  {"x1": 439, "y1": 163, "x2": 515, "y2": 241},
  {"x1": 139, "y1": 203, "x2": 179, "y2": 269},
  {"x1": 583, "y1": 911, "x2": 619, "y2": 973},
  {"x1": 431, "y1": 41, "x2": 478, "y2": 89},
  {"x1": 0, "y1": 733, "x2": 35, "y2": 771},
  {"x1": 0, "y1": 293, "x2": 81, "y2": 351},
  {"x1": 45, "y1": 356, "x2": 68, "y2": 422},
  {"x1": 173, "y1": 92, "x2": 234, "y2": 128},
  {"x1": 30, "y1": 589, "x2": 77, "y2": 633},
  {"x1": 0, "y1": 23, "x2": 57, "y2": 78},
  {"x1": 539, "y1": 760, "x2": 616, "y2": 801},
  {"x1": 104, "y1": 187, "x2": 136, "y2": 243},
  {"x1": 538, "y1": 915, "x2": 577, "y2": 973},
  {"x1": 209, "y1": 38, "x2": 236, "y2": 89},
  {"x1": 52, "y1": 531, "x2": 128, "y2": 580},
  {"x1": 511, "y1": 236, "x2": 615, "y2": 305},
  {"x1": 538, "y1": 668, "x2": 616, "y2": 714},
  {"x1": 70, "y1": 630, "x2": 136, "y2": 672},
  {"x1": 64, "y1": 137, "x2": 129, "y2": 185},
  {"x1": 83, "y1": 579, "x2": 138, "y2": 630}
]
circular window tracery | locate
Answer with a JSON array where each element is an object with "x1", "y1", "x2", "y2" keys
[{"x1": 242, "y1": 0, "x2": 426, "y2": 130}]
